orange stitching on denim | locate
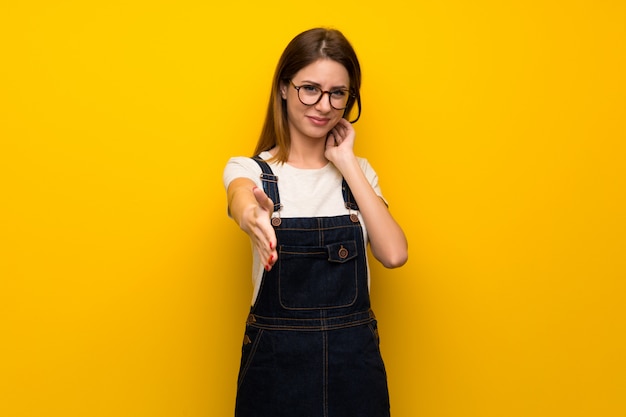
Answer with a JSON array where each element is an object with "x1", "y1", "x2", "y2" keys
[{"x1": 237, "y1": 329, "x2": 264, "y2": 389}]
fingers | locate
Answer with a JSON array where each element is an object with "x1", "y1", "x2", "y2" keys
[
  {"x1": 265, "y1": 241, "x2": 278, "y2": 271},
  {"x1": 326, "y1": 131, "x2": 337, "y2": 148},
  {"x1": 337, "y1": 119, "x2": 353, "y2": 137},
  {"x1": 253, "y1": 224, "x2": 277, "y2": 272},
  {"x1": 251, "y1": 186, "x2": 278, "y2": 271},
  {"x1": 249, "y1": 213, "x2": 277, "y2": 272},
  {"x1": 258, "y1": 226, "x2": 278, "y2": 272},
  {"x1": 328, "y1": 119, "x2": 353, "y2": 145}
]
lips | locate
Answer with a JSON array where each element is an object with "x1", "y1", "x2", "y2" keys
[{"x1": 307, "y1": 116, "x2": 331, "y2": 126}]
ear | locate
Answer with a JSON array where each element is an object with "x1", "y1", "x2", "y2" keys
[{"x1": 279, "y1": 80, "x2": 288, "y2": 100}]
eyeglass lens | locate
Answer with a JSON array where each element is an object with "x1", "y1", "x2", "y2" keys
[{"x1": 297, "y1": 85, "x2": 350, "y2": 110}]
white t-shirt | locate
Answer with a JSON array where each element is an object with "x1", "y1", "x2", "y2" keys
[{"x1": 223, "y1": 151, "x2": 385, "y2": 305}]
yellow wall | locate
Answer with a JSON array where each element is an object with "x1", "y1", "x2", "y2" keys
[{"x1": 2, "y1": 1, "x2": 625, "y2": 416}]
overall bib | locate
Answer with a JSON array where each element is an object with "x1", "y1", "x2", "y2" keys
[{"x1": 235, "y1": 157, "x2": 390, "y2": 417}]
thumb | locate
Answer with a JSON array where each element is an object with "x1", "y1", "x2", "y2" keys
[{"x1": 252, "y1": 186, "x2": 274, "y2": 213}]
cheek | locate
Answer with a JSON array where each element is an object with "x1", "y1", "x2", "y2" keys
[
  {"x1": 330, "y1": 112, "x2": 344, "y2": 126},
  {"x1": 283, "y1": 102, "x2": 298, "y2": 123},
  {"x1": 286, "y1": 97, "x2": 307, "y2": 115}
]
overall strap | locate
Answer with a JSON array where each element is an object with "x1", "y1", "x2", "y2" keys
[
  {"x1": 252, "y1": 156, "x2": 281, "y2": 212},
  {"x1": 342, "y1": 179, "x2": 359, "y2": 211}
]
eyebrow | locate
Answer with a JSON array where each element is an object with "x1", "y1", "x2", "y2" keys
[{"x1": 298, "y1": 80, "x2": 349, "y2": 90}]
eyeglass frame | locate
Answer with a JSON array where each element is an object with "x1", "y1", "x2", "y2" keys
[{"x1": 287, "y1": 80, "x2": 361, "y2": 123}]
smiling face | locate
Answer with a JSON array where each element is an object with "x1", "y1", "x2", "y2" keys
[{"x1": 281, "y1": 59, "x2": 350, "y2": 143}]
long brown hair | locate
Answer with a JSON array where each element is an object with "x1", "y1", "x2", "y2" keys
[{"x1": 253, "y1": 28, "x2": 362, "y2": 163}]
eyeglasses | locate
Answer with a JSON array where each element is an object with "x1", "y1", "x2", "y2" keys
[{"x1": 289, "y1": 80, "x2": 354, "y2": 110}]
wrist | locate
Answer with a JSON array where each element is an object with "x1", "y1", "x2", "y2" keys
[
  {"x1": 239, "y1": 203, "x2": 259, "y2": 232},
  {"x1": 332, "y1": 153, "x2": 359, "y2": 174}
]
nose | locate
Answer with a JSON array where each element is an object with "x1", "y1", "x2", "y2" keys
[{"x1": 314, "y1": 92, "x2": 333, "y2": 112}]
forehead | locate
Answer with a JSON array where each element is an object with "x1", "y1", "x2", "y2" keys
[{"x1": 292, "y1": 59, "x2": 349, "y2": 86}]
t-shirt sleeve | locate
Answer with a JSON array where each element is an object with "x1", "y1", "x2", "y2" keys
[
  {"x1": 222, "y1": 156, "x2": 263, "y2": 191},
  {"x1": 357, "y1": 157, "x2": 389, "y2": 206}
]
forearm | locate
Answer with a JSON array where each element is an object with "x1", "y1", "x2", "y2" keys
[
  {"x1": 227, "y1": 178, "x2": 258, "y2": 231},
  {"x1": 336, "y1": 156, "x2": 408, "y2": 268}
]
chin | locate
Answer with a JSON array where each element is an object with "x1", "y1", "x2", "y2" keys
[{"x1": 304, "y1": 127, "x2": 331, "y2": 140}]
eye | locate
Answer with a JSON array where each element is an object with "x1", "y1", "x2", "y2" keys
[
  {"x1": 330, "y1": 90, "x2": 348, "y2": 98},
  {"x1": 301, "y1": 85, "x2": 320, "y2": 93}
]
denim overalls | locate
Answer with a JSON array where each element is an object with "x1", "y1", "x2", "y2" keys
[{"x1": 235, "y1": 157, "x2": 390, "y2": 417}]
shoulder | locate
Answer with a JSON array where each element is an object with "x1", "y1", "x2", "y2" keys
[
  {"x1": 222, "y1": 156, "x2": 263, "y2": 189},
  {"x1": 355, "y1": 156, "x2": 379, "y2": 179},
  {"x1": 224, "y1": 156, "x2": 263, "y2": 173},
  {"x1": 356, "y1": 156, "x2": 372, "y2": 170},
  {"x1": 354, "y1": 156, "x2": 385, "y2": 200}
]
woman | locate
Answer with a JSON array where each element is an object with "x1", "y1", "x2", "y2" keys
[{"x1": 223, "y1": 27, "x2": 408, "y2": 417}]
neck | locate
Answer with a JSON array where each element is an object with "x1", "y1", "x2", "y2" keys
[{"x1": 287, "y1": 137, "x2": 328, "y2": 169}]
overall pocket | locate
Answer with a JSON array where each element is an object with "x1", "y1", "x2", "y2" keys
[{"x1": 278, "y1": 240, "x2": 359, "y2": 309}]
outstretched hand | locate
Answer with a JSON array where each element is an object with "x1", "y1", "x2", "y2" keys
[{"x1": 246, "y1": 186, "x2": 278, "y2": 272}]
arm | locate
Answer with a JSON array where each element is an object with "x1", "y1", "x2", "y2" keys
[
  {"x1": 325, "y1": 119, "x2": 408, "y2": 268},
  {"x1": 227, "y1": 177, "x2": 278, "y2": 271}
]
